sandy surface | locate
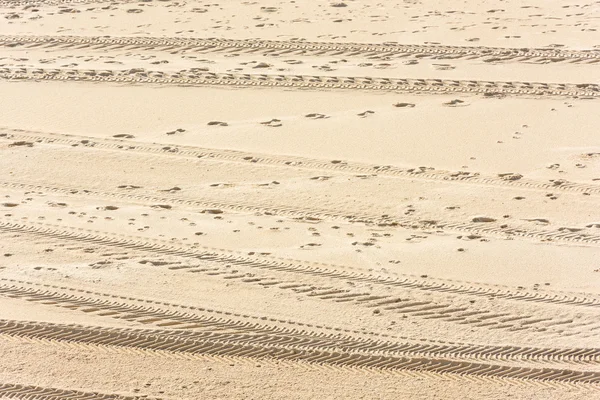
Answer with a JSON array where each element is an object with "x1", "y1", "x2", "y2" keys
[{"x1": 0, "y1": 0, "x2": 599, "y2": 399}]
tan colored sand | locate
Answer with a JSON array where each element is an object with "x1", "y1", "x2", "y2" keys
[{"x1": 0, "y1": 0, "x2": 599, "y2": 399}]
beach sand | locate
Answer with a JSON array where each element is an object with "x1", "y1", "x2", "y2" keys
[{"x1": 0, "y1": 0, "x2": 599, "y2": 398}]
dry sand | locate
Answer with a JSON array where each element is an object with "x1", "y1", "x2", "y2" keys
[{"x1": 0, "y1": 0, "x2": 600, "y2": 399}]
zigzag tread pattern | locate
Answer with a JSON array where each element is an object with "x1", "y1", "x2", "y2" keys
[
  {"x1": 1, "y1": 220, "x2": 599, "y2": 310},
  {"x1": 1, "y1": 319, "x2": 600, "y2": 386},
  {"x1": 1, "y1": 279, "x2": 599, "y2": 365},
  {"x1": 0, "y1": 383, "x2": 157, "y2": 400},
  {"x1": 4, "y1": 234, "x2": 600, "y2": 339},
  {"x1": 1, "y1": 35, "x2": 600, "y2": 64},
  {"x1": 1, "y1": 67, "x2": 599, "y2": 97},
  {"x1": 2, "y1": 128, "x2": 599, "y2": 196}
]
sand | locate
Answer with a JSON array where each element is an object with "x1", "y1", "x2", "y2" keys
[{"x1": 0, "y1": 0, "x2": 599, "y2": 399}]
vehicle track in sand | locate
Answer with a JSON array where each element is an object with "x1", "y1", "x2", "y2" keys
[
  {"x1": 0, "y1": 0, "x2": 137, "y2": 6},
  {"x1": 0, "y1": 383, "x2": 156, "y2": 400},
  {"x1": 1, "y1": 319, "x2": 600, "y2": 387},
  {"x1": 2, "y1": 179, "x2": 600, "y2": 247},
  {"x1": 1, "y1": 222, "x2": 600, "y2": 340},
  {"x1": 1, "y1": 279, "x2": 599, "y2": 366},
  {"x1": 1, "y1": 35, "x2": 599, "y2": 64},
  {"x1": 2, "y1": 128, "x2": 599, "y2": 196},
  {"x1": 1, "y1": 67, "x2": 598, "y2": 97},
  {"x1": 2, "y1": 221, "x2": 599, "y2": 310}
]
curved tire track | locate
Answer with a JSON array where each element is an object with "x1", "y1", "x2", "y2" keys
[
  {"x1": 1, "y1": 220, "x2": 599, "y2": 310},
  {"x1": 1, "y1": 319, "x2": 599, "y2": 386},
  {"x1": 1, "y1": 280, "x2": 599, "y2": 365},
  {"x1": 2, "y1": 222, "x2": 600, "y2": 340}
]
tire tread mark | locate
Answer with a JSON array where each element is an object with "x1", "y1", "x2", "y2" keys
[
  {"x1": 2, "y1": 179, "x2": 600, "y2": 248},
  {"x1": 0, "y1": 383, "x2": 154, "y2": 400},
  {"x1": 2, "y1": 128, "x2": 599, "y2": 196},
  {"x1": 1, "y1": 220, "x2": 599, "y2": 310},
  {"x1": 0, "y1": 67, "x2": 598, "y2": 97},
  {"x1": 0, "y1": 35, "x2": 598, "y2": 63},
  {"x1": 1, "y1": 319, "x2": 600, "y2": 386},
  {"x1": 2, "y1": 280, "x2": 599, "y2": 364}
]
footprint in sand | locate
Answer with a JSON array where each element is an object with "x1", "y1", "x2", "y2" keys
[
  {"x1": 160, "y1": 187, "x2": 182, "y2": 193},
  {"x1": 472, "y1": 217, "x2": 496, "y2": 223},
  {"x1": 166, "y1": 128, "x2": 186, "y2": 135},
  {"x1": 443, "y1": 99, "x2": 468, "y2": 107},
  {"x1": 300, "y1": 243, "x2": 322, "y2": 249},
  {"x1": 8, "y1": 141, "x2": 34, "y2": 147},
  {"x1": 357, "y1": 110, "x2": 375, "y2": 118},
  {"x1": 523, "y1": 218, "x2": 550, "y2": 225},
  {"x1": 433, "y1": 64, "x2": 455, "y2": 71},
  {"x1": 48, "y1": 202, "x2": 68, "y2": 208},
  {"x1": 305, "y1": 113, "x2": 329, "y2": 120},
  {"x1": 252, "y1": 62, "x2": 272, "y2": 69},
  {"x1": 261, "y1": 119, "x2": 282, "y2": 127},
  {"x1": 96, "y1": 206, "x2": 119, "y2": 211},
  {"x1": 497, "y1": 173, "x2": 523, "y2": 181},
  {"x1": 201, "y1": 209, "x2": 224, "y2": 214},
  {"x1": 207, "y1": 121, "x2": 228, "y2": 127},
  {"x1": 484, "y1": 92, "x2": 505, "y2": 99},
  {"x1": 256, "y1": 181, "x2": 280, "y2": 187},
  {"x1": 151, "y1": 204, "x2": 172, "y2": 210},
  {"x1": 393, "y1": 102, "x2": 415, "y2": 108},
  {"x1": 117, "y1": 185, "x2": 142, "y2": 190},
  {"x1": 558, "y1": 227, "x2": 583, "y2": 233},
  {"x1": 210, "y1": 183, "x2": 235, "y2": 188},
  {"x1": 113, "y1": 134, "x2": 135, "y2": 139}
]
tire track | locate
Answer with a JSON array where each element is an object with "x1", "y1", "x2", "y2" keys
[
  {"x1": 2, "y1": 221, "x2": 600, "y2": 341},
  {"x1": 1, "y1": 67, "x2": 598, "y2": 97},
  {"x1": 2, "y1": 179, "x2": 600, "y2": 247},
  {"x1": 0, "y1": 0, "x2": 137, "y2": 6},
  {"x1": 1, "y1": 319, "x2": 599, "y2": 386},
  {"x1": 1, "y1": 220, "x2": 599, "y2": 310},
  {"x1": 1, "y1": 35, "x2": 599, "y2": 64},
  {"x1": 8, "y1": 230, "x2": 600, "y2": 317},
  {"x1": 2, "y1": 128, "x2": 599, "y2": 196},
  {"x1": 1, "y1": 279, "x2": 599, "y2": 365},
  {"x1": 0, "y1": 383, "x2": 156, "y2": 400}
]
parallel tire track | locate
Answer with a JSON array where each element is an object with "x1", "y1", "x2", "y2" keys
[
  {"x1": 1, "y1": 319, "x2": 600, "y2": 385},
  {"x1": 2, "y1": 280, "x2": 599, "y2": 364},
  {"x1": 1, "y1": 220, "x2": 600, "y2": 311},
  {"x1": 1, "y1": 35, "x2": 599, "y2": 64},
  {"x1": 2, "y1": 179, "x2": 600, "y2": 247},
  {"x1": 1, "y1": 67, "x2": 599, "y2": 97},
  {"x1": 2, "y1": 128, "x2": 599, "y2": 196},
  {"x1": 0, "y1": 383, "x2": 156, "y2": 400},
  {"x1": 4, "y1": 230, "x2": 600, "y2": 339}
]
